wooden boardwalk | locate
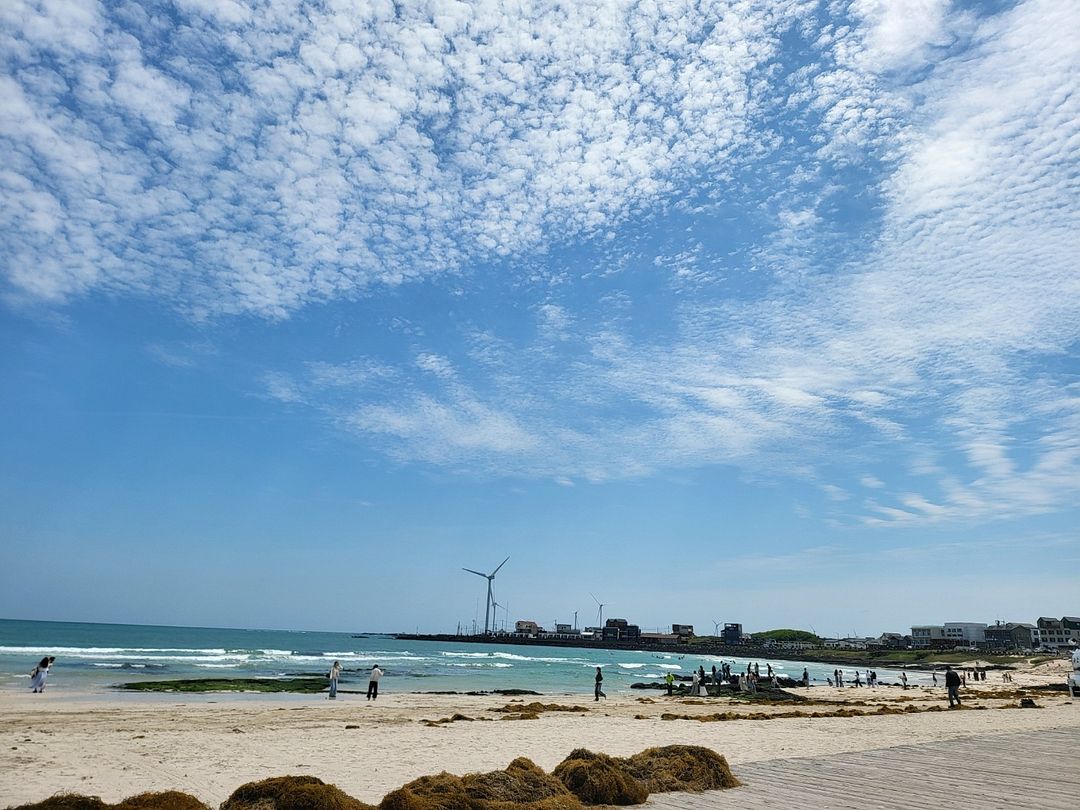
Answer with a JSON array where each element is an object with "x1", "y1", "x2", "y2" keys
[{"x1": 647, "y1": 727, "x2": 1080, "y2": 809}]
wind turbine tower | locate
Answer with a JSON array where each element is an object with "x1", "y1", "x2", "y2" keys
[
  {"x1": 463, "y1": 555, "x2": 510, "y2": 636},
  {"x1": 591, "y1": 593, "x2": 605, "y2": 628}
]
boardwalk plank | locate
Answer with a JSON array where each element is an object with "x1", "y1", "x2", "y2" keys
[{"x1": 646, "y1": 727, "x2": 1080, "y2": 810}]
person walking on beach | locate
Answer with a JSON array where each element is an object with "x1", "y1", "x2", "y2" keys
[
  {"x1": 665, "y1": 671, "x2": 675, "y2": 696},
  {"x1": 594, "y1": 667, "x2": 606, "y2": 701},
  {"x1": 367, "y1": 664, "x2": 383, "y2": 701},
  {"x1": 327, "y1": 660, "x2": 342, "y2": 700},
  {"x1": 30, "y1": 656, "x2": 54, "y2": 693},
  {"x1": 932, "y1": 671, "x2": 938, "y2": 686},
  {"x1": 802, "y1": 668, "x2": 810, "y2": 687},
  {"x1": 945, "y1": 666, "x2": 962, "y2": 708},
  {"x1": 900, "y1": 671, "x2": 908, "y2": 690}
]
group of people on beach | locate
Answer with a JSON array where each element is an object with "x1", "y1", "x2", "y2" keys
[
  {"x1": 327, "y1": 662, "x2": 383, "y2": 700},
  {"x1": 827, "y1": 668, "x2": 882, "y2": 688}
]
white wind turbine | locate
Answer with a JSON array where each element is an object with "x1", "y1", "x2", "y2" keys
[{"x1": 463, "y1": 555, "x2": 510, "y2": 636}]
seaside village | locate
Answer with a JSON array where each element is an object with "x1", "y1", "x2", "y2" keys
[{"x1": 492, "y1": 616, "x2": 1080, "y2": 653}]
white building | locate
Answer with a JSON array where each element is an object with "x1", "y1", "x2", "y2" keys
[
  {"x1": 943, "y1": 622, "x2": 987, "y2": 646},
  {"x1": 911, "y1": 626, "x2": 944, "y2": 648},
  {"x1": 1037, "y1": 617, "x2": 1080, "y2": 649}
]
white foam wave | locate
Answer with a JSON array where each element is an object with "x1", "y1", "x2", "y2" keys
[
  {"x1": 439, "y1": 651, "x2": 575, "y2": 663},
  {"x1": 446, "y1": 662, "x2": 513, "y2": 668},
  {"x1": 657, "y1": 664, "x2": 682, "y2": 670},
  {"x1": 0, "y1": 646, "x2": 229, "y2": 657},
  {"x1": 617, "y1": 663, "x2": 645, "y2": 669}
]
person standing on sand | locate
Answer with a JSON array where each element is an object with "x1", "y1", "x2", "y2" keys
[
  {"x1": 945, "y1": 666, "x2": 962, "y2": 708},
  {"x1": 594, "y1": 667, "x2": 605, "y2": 701},
  {"x1": 665, "y1": 671, "x2": 675, "y2": 696},
  {"x1": 30, "y1": 656, "x2": 54, "y2": 693},
  {"x1": 327, "y1": 660, "x2": 342, "y2": 700},
  {"x1": 932, "y1": 671, "x2": 938, "y2": 686},
  {"x1": 802, "y1": 668, "x2": 810, "y2": 687},
  {"x1": 367, "y1": 664, "x2": 383, "y2": 700},
  {"x1": 900, "y1": 671, "x2": 908, "y2": 690}
]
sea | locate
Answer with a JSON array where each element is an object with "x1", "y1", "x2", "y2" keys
[{"x1": 0, "y1": 618, "x2": 933, "y2": 697}]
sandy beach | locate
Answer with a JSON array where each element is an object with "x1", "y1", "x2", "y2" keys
[{"x1": 2, "y1": 660, "x2": 1077, "y2": 808}]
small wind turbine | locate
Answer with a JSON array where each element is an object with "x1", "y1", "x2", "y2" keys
[
  {"x1": 463, "y1": 555, "x2": 510, "y2": 636},
  {"x1": 713, "y1": 620, "x2": 721, "y2": 637},
  {"x1": 591, "y1": 593, "x2": 605, "y2": 628}
]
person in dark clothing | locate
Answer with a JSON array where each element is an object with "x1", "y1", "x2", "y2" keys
[
  {"x1": 945, "y1": 665, "x2": 962, "y2": 707},
  {"x1": 594, "y1": 666, "x2": 605, "y2": 701}
]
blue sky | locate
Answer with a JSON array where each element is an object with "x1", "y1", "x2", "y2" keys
[{"x1": 1, "y1": 0, "x2": 1078, "y2": 637}]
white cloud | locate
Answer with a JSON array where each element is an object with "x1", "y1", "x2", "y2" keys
[
  {"x1": 262, "y1": 1, "x2": 1080, "y2": 526},
  {"x1": 1, "y1": 0, "x2": 813, "y2": 316},
  {"x1": 5, "y1": 1, "x2": 1078, "y2": 529}
]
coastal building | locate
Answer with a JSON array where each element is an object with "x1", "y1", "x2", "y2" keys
[
  {"x1": 1037, "y1": 617, "x2": 1080, "y2": 649},
  {"x1": 514, "y1": 620, "x2": 541, "y2": 636},
  {"x1": 672, "y1": 624, "x2": 695, "y2": 637},
  {"x1": 822, "y1": 637, "x2": 872, "y2": 650},
  {"x1": 601, "y1": 618, "x2": 640, "y2": 641},
  {"x1": 873, "y1": 633, "x2": 908, "y2": 649},
  {"x1": 985, "y1": 622, "x2": 1040, "y2": 650},
  {"x1": 911, "y1": 625, "x2": 945, "y2": 648},
  {"x1": 640, "y1": 632, "x2": 680, "y2": 645},
  {"x1": 722, "y1": 623, "x2": 743, "y2": 645},
  {"x1": 912, "y1": 622, "x2": 986, "y2": 648},
  {"x1": 762, "y1": 638, "x2": 815, "y2": 652},
  {"x1": 944, "y1": 622, "x2": 987, "y2": 647}
]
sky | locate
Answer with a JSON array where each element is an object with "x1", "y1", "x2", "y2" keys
[{"x1": 1, "y1": 0, "x2": 1078, "y2": 638}]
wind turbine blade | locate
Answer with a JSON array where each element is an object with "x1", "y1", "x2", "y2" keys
[
  {"x1": 590, "y1": 593, "x2": 601, "y2": 606},
  {"x1": 462, "y1": 568, "x2": 488, "y2": 578},
  {"x1": 491, "y1": 555, "x2": 511, "y2": 576}
]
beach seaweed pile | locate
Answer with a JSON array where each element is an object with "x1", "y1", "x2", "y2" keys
[
  {"x1": 6, "y1": 747, "x2": 739, "y2": 810},
  {"x1": 488, "y1": 703, "x2": 589, "y2": 714},
  {"x1": 380, "y1": 757, "x2": 578, "y2": 810},
  {"x1": 11, "y1": 792, "x2": 211, "y2": 809},
  {"x1": 221, "y1": 775, "x2": 375, "y2": 810},
  {"x1": 622, "y1": 746, "x2": 741, "y2": 793},
  {"x1": 654, "y1": 703, "x2": 972, "y2": 722},
  {"x1": 551, "y1": 746, "x2": 739, "y2": 805},
  {"x1": 551, "y1": 751, "x2": 648, "y2": 805},
  {"x1": 119, "y1": 678, "x2": 328, "y2": 694}
]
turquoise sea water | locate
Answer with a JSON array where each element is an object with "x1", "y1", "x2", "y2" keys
[{"x1": 0, "y1": 618, "x2": 932, "y2": 696}]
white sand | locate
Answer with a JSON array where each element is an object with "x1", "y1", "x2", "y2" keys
[{"x1": 2, "y1": 677, "x2": 1077, "y2": 807}]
